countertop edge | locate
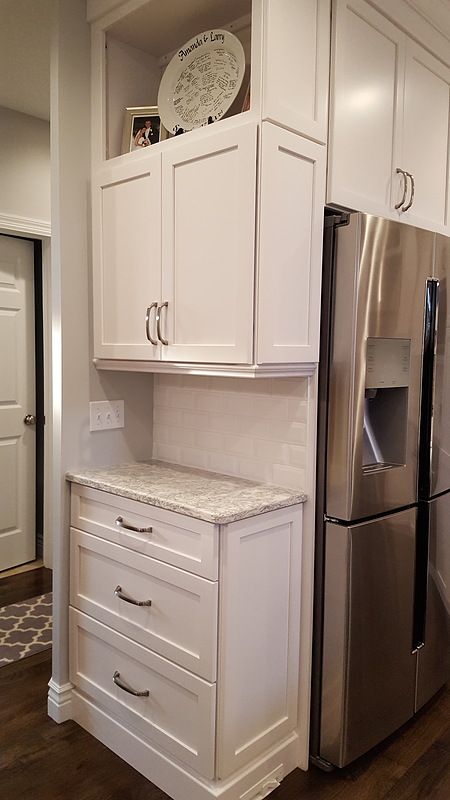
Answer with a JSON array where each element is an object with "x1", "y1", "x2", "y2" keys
[{"x1": 66, "y1": 472, "x2": 308, "y2": 525}]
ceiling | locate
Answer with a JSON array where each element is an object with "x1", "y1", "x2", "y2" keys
[{"x1": 0, "y1": 0, "x2": 52, "y2": 121}]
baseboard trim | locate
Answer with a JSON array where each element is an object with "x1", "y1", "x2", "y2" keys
[
  {"x1": 48, "y1": 678, "x2": 74, "y2": 723},
  {"x1": 72, "y1": 690, "x2": 300, "y2": 800}
]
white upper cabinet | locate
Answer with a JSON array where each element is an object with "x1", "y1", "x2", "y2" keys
[
  {"x1": 328, "y1": 0, "x2": 450, "y2": 235},
  {"x1": 161, "y1": 122, "x2": 257, "y2": 364},
  {"x1": 90, "y1": 0, "x2": 330, "y2": 373},
  {"x1": 327, "y1": 0, "x2": 404, "y2": 217},
  {"x1": 262, "y1": 0, "x2": 330, "y2": 144}
]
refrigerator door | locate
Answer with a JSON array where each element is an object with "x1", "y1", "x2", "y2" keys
[
  {"x1": 416, "y1": 492, "x2": 450, "y2": 710},
  {"x1": 326, "y1": 214, "x2": 433, "y2": 521},
  {"x1": 320, "y1": 508, "x2": 417, "y2": 767},
  {"x1": 431, "y1": 235, "x2": 450, "y2": 497}
]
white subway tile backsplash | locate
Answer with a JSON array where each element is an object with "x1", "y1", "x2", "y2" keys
[
  {"x1": 273, "y1": 464, "x2": 306, "y2": 491},
  {"x1": 152, "y1": 375, "x2": 310, "y2": 490},
  {"x1": 223, "y1": 435, "x2": 255, "y2": 458},
  {"x1": 208, "y1": 452, "x2": 240, "y2": 475}
]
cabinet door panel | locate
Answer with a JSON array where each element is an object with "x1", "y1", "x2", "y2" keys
[
  {"x1": 161, "y1": 122, "x2": 257, "y2": 364},
  {"x1": 93, "y1": 154, "x2": 162, "y2": 359},
  {"x1": 257, "y1": 124, "x2": 326, "y2": 363},
  {"x1": 262, "y1": 0, "x2": 330, "y2": 144},
  {"x1": 328, "y1": 0, "x2": 404, "y2": 216},
  {"x1": 216, "y1": 507, "x2": 302, "y2": 778},
  {"x1": 401, "y1": 40, "x2": 450, "y2": 233}
]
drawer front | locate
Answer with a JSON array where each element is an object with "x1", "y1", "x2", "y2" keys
[
  {"x1": 70, "y1": 529, "x2": 218, "y2": 680},
  {"x1": 69, "y1": 609, "x2": 216, "y2": 778},
  {"x1": 70, "y1": 484, "x2": 218, "y2": 579}
]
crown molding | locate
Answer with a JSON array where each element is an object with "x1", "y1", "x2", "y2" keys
[{"x1": 0, "y1": 212, "x2": 51, "y2": 238}]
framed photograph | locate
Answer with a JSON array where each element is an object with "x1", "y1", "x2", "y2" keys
[{"x1": 121, "y1": 106, "x2": 168, "y2": 154}]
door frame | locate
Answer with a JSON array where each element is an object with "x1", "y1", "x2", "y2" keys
[{"x1": 0, "y1": 215, "x2": 52, "y2": 568}]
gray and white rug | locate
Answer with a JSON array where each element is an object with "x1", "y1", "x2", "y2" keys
[{"x1": 0, "y1": 592, "x2": 52, "y2": 666}]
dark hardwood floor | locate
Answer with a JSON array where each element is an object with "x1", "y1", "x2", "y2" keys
[
  {"x1": 0, "y1": 566, "x2": 52, "y2": 606},
  {"x1": 0, "y1": 566, "x2": 449, "y2": 799},
  {"x1": 0, "y1": 650, "x2": 448, "y2": 800}
]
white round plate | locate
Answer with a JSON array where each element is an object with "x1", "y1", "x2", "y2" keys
[{"x1": 158, "y1": 30, "x2": 245, "y2": 134}]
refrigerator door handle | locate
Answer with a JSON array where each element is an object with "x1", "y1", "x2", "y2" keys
[
  {"x1": 418, "y1": 279, "x2": 440, "y2": 500},
  {"x1": 412, "y1": 503, "x2": 430, "y2": 652}
]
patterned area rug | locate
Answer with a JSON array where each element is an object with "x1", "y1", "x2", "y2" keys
[{"x1": 0, "y1": 593, "x2": 52, "y2": 666}]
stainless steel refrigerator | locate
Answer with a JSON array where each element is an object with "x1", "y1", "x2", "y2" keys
[{"x1": 310, "y1": 212, "x2": 450, "y2": 770}]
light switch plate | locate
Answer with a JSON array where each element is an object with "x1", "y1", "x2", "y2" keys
[{"x1": 89, "y1": 400, "x2": 124, "y2": 431}]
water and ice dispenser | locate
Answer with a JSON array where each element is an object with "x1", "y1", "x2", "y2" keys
[{"x1": 363, "y1": 338, "x2": 411, "y2": 472}]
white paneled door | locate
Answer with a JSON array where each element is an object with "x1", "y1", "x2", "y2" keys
[{"x1": 0, "y1": 235, "x2": 36, "y2": 570}]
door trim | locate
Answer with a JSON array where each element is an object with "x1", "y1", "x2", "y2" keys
[{"x1": 0, "y1": 223, "x2": 52, "y2": 569}]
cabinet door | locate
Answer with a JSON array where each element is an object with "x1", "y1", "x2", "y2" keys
[
  {"x1": 327, "y1": 0, "x2": 405, "y2": 216},
  {"x1": 262, "y1": 0, "x2": 330, "y2": 144},
  {"x1": 92, "y1": 153, "x2": 162, "y2": 360},
  {"x1": 400, "y1": 40, "x2": 450, "y2": 234},
  {"x1": 161, "y1": 122, "x2": 257, "y2": 364},
  {"x1": 257, "y1": 124, "x2": 326, "y2": 364}
]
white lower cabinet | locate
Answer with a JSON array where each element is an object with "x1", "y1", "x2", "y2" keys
[{"x1": 69, "y1": 486, "x2": 303, "y2": 799}]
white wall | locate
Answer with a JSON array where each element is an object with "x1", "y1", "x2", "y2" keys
[
  {"x1": 0, "y1": 106, "x2": 50, "y2": 225},
  {"x1": 49, "y1": 0, "x2": 153, "y2": 703},
  {"x1": 153, "y1": 375, "x2": 309, "y2": 490}
]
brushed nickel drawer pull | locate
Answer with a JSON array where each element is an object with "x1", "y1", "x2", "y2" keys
[
  {"x1": 114, "y1": 585, "x2": 152, "y2": 607},
  {"x1": 402, "y1": 171, "x2": 415, "y2": 212},
  {"x1": 156, "y1": 301, "x2": 168, "y2": 345},
  {"x1": 395, "y1": 168, "x2": 408, "y2": 210},
  {"x1": 145, "y1": 302, "x2": 158, "y2": 345},
  {"x1": 115, "y1": 515, "x2": 153, "y2": 534},
  {"x1": 113, "y1": 670, "x2": 149, "y2": 697}
]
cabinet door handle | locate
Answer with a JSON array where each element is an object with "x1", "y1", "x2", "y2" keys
[
  {"x1": 395, "y1": 168, "x2": 408, "y2": 210},
  {"x1": 115, "y1": 515, "x2": 153, "y2": 534},
  {"x1": 145, "y1": 302, "x2": 158, "y2": 345},
  {"x1": 156, "y1": 301, "x2": 168, "y2": 345},
  {"x1": 402, "y1": 171, "x2": 415, "y2": 212},
  {"x1": 113, "y1": 670, "x2": 149, "y2": 697},
  {"x1": 114, "y1": 585, "x2": 152, "y2": 607}
]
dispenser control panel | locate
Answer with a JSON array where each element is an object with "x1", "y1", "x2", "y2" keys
[{"x1": 365, "y1": 338, "x2": 411, "y2": 388}]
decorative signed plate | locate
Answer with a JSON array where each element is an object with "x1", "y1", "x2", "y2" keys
[{"x1": 158, "y1": 30, "x2": 245, "y2": 133}]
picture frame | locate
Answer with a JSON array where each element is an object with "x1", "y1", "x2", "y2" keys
[{"x1": 121, "y1": 106, "x2": 169, "y2": 154}]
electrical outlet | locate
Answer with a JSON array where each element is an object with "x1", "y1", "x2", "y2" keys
[{"x1": 89, "y1": 400, "x2": 124, "y2": 431}]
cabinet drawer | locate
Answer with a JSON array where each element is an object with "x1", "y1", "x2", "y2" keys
[
  {"x1": 70, "y1": 529, "x2": 217, "y2": 680},
  {"x1": 70, "y1": 484, "x2": 218, "y2": 579},
  {"x1": 69, "y1": 609, "x2": 216, "y2": 778}
]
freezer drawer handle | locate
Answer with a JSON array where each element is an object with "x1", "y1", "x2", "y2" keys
[
  {"x1": 113, "y1": 670, "x2": 149, "y2": 697},
  {"x1": 115, "y1": 515, "x2": 153, "y2": 534},
  {"x1": 114, "y1": 585, "x2": 152, "y2": 607}
]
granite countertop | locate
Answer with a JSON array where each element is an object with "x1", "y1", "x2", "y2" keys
[{"x1": 66, "y1": 461, "x2": 307, "y2": 524}]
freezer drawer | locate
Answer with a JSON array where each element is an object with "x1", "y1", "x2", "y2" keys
[
  {"x1": 320, "y1": 508, "x2": 417, "y2": 767},
  {"x1": 416, "y1": 492, "x2": 450, "y2": 710}
]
